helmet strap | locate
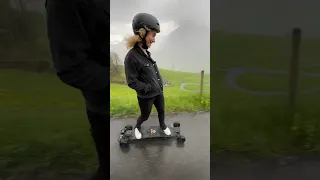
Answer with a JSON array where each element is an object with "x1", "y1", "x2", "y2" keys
[
  {"x1": 139, "y1": 29, "x2": 149, "y2": 49},
  {"x1": 142, "y1": 39, "x2": 148, "y2": 49}
]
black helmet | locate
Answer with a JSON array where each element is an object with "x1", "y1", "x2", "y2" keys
[{"x1": 132, "y1": 13, "x2": 160, "y2": 35}]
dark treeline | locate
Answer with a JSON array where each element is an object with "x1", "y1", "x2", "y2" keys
[{"x1": 0, "y1": 0, "x2": 49, "y2": 62}]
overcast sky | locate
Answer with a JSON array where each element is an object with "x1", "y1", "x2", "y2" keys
[
  {"x1": 23, "y1": 0, "x2": 320, "y2": 73},
  {"x1": 211, "y1": 0, "x2": 320, "y2": 38},
  {"x1": 110, "y1": 0, "x2": 211, "y2": 73}
]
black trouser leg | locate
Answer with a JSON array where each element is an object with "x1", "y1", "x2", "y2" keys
[
  {"x1": 86, "y1": 108, "x2": 108, "y2": 170},
  {"x1": 136, "y1": 96, "x2": 154, "y2": 129},
  {"x1": 81, "y1": 89, "x2": 109, "y2": 180},
  {"x1": 153, "y1": 93, "x2": 166, "y2": 129}
]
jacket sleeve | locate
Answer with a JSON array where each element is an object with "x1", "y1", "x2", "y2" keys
[
  {"x1": 124, "y1": 56, "x2": 151, "y2": 92},
  {"x1": 45, "y1": 0, "x2": 109, "y2": 92}
]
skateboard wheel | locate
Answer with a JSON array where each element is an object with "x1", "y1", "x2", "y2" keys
[
  {"x1": 177, "y1": 135, "x2": 186, "y2": 143},
  {"x1": 173, "y1": 122, "x2": 180, "y2": 127},
  {"x1": 119, "y1": 138, "x2": 129, "y2": 148},
  {"x1": 123, "y1": 132, "x2": 131, "y2": 138},
  {"x1": 125, "y1": 125, "x2": 133, "y2": 130}
]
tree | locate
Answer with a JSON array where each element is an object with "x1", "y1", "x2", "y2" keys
[
  {"x1": 0, "y1": 0, "x2": 13, "y2": 30},
  {"x1": 110, "y1": 51, "x2": 123, "y2": 79}
]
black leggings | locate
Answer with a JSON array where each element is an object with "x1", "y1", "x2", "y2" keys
[{"x1": 136, "y1": 93, "x2": 166, "y2": 129}]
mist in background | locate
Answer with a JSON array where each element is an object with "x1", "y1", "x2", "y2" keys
[
  {"x1": 211, "y1": 0, "x2": 320, "y2": 38},
  {"x1": 110, "y1": 0, "x2": 210, "y2": 73},
  {"x1": 2, "y1": 0, "x2": 211, "y2": 73},
  {"x1": 0, "y1": 0, "x2": 48, "y2": 66}
]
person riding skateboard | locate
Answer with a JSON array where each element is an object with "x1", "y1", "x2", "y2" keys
[{"x1": 124, "y1": 13, "x2": 171, "y2": 139}]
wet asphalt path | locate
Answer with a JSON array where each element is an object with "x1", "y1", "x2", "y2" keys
[
  {"x1": 110, "y1": 112, "x2": 210, "y2": 180},
  {"x1": 225, "y1": 67, "x2": 320, "y2": 95},
  {"x1": 211, "y1": 156, "x2": 320, "y2": 180}
]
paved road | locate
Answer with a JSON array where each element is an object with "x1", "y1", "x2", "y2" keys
[
  {"x1": 180, "y1": 82, "x2": 210, "y2": 92},
  {"x1": 110, "y1": 112, "x2": 210, "y2": 180},
  {"x1": 225, "y1": 67, "x2": 320, "y2": 94},
  {"x1": 211, "y1": 155, "x2": 320, "y2": 180}
]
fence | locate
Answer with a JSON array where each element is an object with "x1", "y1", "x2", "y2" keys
[{"x1": 200, "y1": 70, "x2": 205, "y2": 97}]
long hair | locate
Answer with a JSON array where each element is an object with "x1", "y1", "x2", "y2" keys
[{"x1": 125, "y1": 28, "x2": 149, "y2": 49}]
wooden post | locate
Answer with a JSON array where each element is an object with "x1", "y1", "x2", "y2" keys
[
  {"x1": 289, "y1": 28, "x2": 301, "y2": 111},
  {"x1": 200, "y1": 70, "x2": 204, "y2": 97}
]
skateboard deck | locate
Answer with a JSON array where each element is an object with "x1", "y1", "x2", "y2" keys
[
  {"x1": 129, "y1": 125, "x2": 179, "y2": 140},
  {"x1": 118, "y1": 122, "x2": 185, "y2": 148}
]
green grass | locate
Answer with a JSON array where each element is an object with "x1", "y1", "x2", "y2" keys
[
  {"x1": 0, "y1": 68, "x2": 210, "y2": 173},
  {"x1": 0, "y1": 70, "x2": 93, "y2": 173},
  {"x1": 182, "y1": 84, "x2": 210, "y2": 91},
  {"x1": 110, "y1": 83, "x2": 209, "y2": 117},
  {"x1": 211, "y1": 31, "x2": 320, "y2": 157},
  {"x1": 212, "y1": 31, "x2": 320, "y2": 70},
  {"x1": 0, "y1": 108, "x2": 96, "y2": 173},
  {"x1": 110, "y1": 67, "x2": 210, "y2": 117},
  {"x1": 237, "y1": 73, "x2": 320, "y2": 92}
]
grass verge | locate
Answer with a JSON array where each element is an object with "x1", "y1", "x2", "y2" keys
[{"x1": 211, "y1": 31, "x2": 320, "y2": 157}]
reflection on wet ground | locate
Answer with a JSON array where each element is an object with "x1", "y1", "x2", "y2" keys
[{"x1": 110, "y1": 112, "x2": 210, "y2": 180}]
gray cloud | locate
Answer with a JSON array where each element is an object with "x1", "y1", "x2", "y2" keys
[
  {"x1": 111, "y1": 0, "x2": 210, "y2": 27},
  {"x1": 111, "y1": 0, "x2": 211, "y2": 73},
  {"x1": 211, "y1": 0, "x2": 320, "y2": 38}
]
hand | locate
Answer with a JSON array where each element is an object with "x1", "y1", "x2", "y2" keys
[{"x1": 144, "y1": 83, "x2": 152, "y2": 93}]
